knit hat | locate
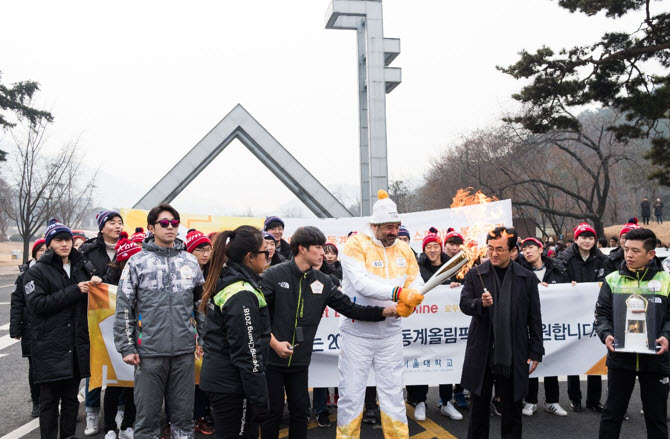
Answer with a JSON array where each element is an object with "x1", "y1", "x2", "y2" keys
[
  {"x1": 522, "y1": 237, "x2": 544, "y2": 249},
  {"x1": 398, "y1": 225, "x2": 410, "y2": 239},
  {"x1": 115, "y1": 237, "x2": 141, "y2": 262},
  {"x1": 185, "y1": 229, "x2": 212, "y2": 253},
  {"x1": 324, "y1": 242, "x2": 339, "y2": 255},
  {"x1": 130, "y1": 227, "x2": 146, "y2": 244},
  {"x1": 264, "y1": 216, "x2": 285, "y2": 231},
  {"x1": 44, "y1": 219, "x2": 73, "y2": 248},
  {"x1": 444, "y1": 231, "x2": 465, "y2": 244},
  {"x1": 573, "y1": 223, "x2": 596, "y2": 240},
  {"x1": 263, "y1": 232, "x2": 276, "y2": 245},
  {"x1": 422, "y1": 227, "x2": 442, "y2": 251},
  {"x1": 96, "y1": 210, "x2": 122, "y2": 231},
  {"x1": 32, "y1": 238, "x2": 46, "y2": 259},
  {"x1": 370, "y1": 190, "x2": 400, "y2": 225},
  {"x1": 620, "y1": 222, "x2": 641, "y2": 237},
  {"x1": 628, "y1": 217, "x2": 639, "y2": 225}
]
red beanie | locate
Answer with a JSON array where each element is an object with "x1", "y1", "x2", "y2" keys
[
  {"x1": 422, "y1": 227, "x2": 442, "y2": 251},
  {"x1": 130, "y1": 227, "x2": 146, "y2": 244},
  {"x1": 522, "y1": 237, "x2": 544, "y2": 249},
  {"x1": 324, "y1": 242, "x2": 339, "y2": 255},
  {"x1": 32, "y1": 238, "x2": 46, "y2": 259},
  {"x1": 115, "y1": 238, "x2": 141, "y2": 262},
  {"x1": 185, "y1": 229, "x2": 212, "y2": 253},
  {"x1": 573, "y1": 223, "x2": 596, "y2": 240},
  {"x1": 619, "y1": 222, "x2": 640, "y2": 237},
  {"x1": 444, "y1": 231, "x2": 465, "y2": 244}
]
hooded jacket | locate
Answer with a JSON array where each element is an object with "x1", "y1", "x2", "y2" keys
[
  {"x1": 23, "y1": 249, "x2": 95, "y2": 383},
  {"x1": 339, "y1": 228, "x2": 423, "y2": 338},
  {"x1": 595, "y1": 262, "x2": 670, "y2": 374},
  {"x1": 519, "y1": 256, "x2": 569, "y2": 285},
  {"x1": 261, "y1": 259, "x2": 386, "y2": 367},
  {"x1": 558, "y1": 243, "x2": 610, "y2": 283},
  {"x1": 113, "y1": 238, "x2": 205, "y2": 358},
  {"x1": 199, "y1": 261, "x2": 271, "y2": 419}
]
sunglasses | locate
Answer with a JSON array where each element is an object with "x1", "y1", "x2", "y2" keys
[
  {"x1": 154, "y1": 219, "x2": 180, "y2": 228},
  {"x1": 253, "y1": 250, "x2": 271, "y2": 259}
]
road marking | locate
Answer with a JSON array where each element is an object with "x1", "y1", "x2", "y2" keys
[
  {"x1": 0, "y1": 334, "x2": 19, "y2": 351},
  {"x1": 0, "y1": 323, "x2": 9, "y2": 330},
  {"x1": 0, "y1": 418, "x2": 39, "y2": 439},
  {"x1": 0, "y1": 284, "x2": 15, "y2": 288},
  {"x1": 0, "y1": 302, "x2": 10, "y2": 306}
]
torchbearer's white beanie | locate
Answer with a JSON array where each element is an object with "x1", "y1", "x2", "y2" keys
[{"x1": 370, "y1": 190, "x2": 401, "y2": 225}]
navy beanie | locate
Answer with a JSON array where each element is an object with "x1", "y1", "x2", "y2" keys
[
  {"x1": 264, "y1": 216, "x2": 285, "y2": 231},
  {"x1": 399, "y1": 225, "x2": 410, "y2": 238},
  {"x1": 263, "y1": 232, "x2": 276, "y2": 245},
  {"x1": 44, "y1": 219, "x2": 73, "y2": 248},
  {"x1": 96, "y1": 210, "x2": 122, "y2": 231}
]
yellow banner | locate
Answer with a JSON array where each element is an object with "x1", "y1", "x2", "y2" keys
[{"x1": 119, "y1": 208, "x2": 264, "y2": 235}]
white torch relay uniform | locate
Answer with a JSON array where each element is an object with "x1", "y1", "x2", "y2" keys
[{"x1": 336, "y1": 191, "x2": 423, "y2": 439}]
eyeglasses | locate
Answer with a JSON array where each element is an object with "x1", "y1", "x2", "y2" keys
[
  {"x1": 487, "y1": 246, "x2": 510, "y2": 255},
  {"x1": 154, "y1": 219, "x2": 180, "y2": 228},
  {"x1": 253, "y1": 250, "x2": 270, "y2": 259},
  {"x1": 193, "y1": 247, "x2": 212, "y2": 254}
]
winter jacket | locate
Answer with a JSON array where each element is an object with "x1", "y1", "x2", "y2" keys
[
  {"x1": 113, "y1": 238, "x2": 205, "y2": 358},
  {"x1": 269, "y1": 250, "x2": 285, "y2": 267},
  {"x1": 595, "y1": 263, "x2": 670, "y2": 374},
  {"x1": 418, "y1": 252, "x2": 457, "y2": 284},
  {"x1": 641, "y1": 200, "x2": 651, "y2": 217},
  {"x1": 79, "y1": 234, "x2": 113, "y2": 275},
  {"x1": 277, "y1": 238, "x2": 291, "y2": 260},
  {"x1": 655, "y1": 202, "x2": 664, "y2": 217},
  {"x1": 519, "y1": 256, "x2": 569, "y2": 285},
  {"x1": 459, "y1": 260, "x2": 544, "y2": 401},
  {"x1": 10, "y1": 262, "x2": 36, "y2": 356},
  {"x1": 339, "y1": 228, "x2": 423, "y2": 338},
  {"x1": 558, "y1": 243, "x2": 610, "y2": 283},
  {"x1": 261, "y1": 259, "x2": 386, "y2": 367},
  {"x1": 23, "y1": 249, "x2": 96, "y2": 383},
  {"x1": 320, "y1": 260, "x2": 342, "y2": 287},
  {"x1": 199, "y1": 261, "x2": 271, "y2": 419},
  {"x1": 324, "y1": 260, "x2": 343, "y2": 281},
  {"x1": 607, "y1": 247, "x2": 625, "y2": 274}
]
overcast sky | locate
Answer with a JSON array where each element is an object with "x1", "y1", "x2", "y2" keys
[{"x1": 0, "y1": 0, "x2": 654, "y2": 218}]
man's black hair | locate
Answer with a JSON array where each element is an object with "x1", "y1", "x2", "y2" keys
[
  {"x1": 290, "y1": 226, "x2": 326, "y2": 256},
  {"x1": 609, "y1": 236, "x2": 618, "y2": 244},
  {"x1": 147, "y1": 203, "x2": 180, "y2": 226},
  {"x1": 445, "y1": 236, "x2": 464, "y2": 245},
  {"x1": 485, "y1": 226, "x2": 517, "y2": 251},
  {"x1": 623, "y1": 228, "x2": 657, "y2": 252},
  {"x1": 52, "y1": 232, "x2": 73, "y2": 242},
  {"x1": 265, "y1": 220, "x2": 284, "y2": 231},
  {"x1": 598, "y1": 238, "x2": 607, "y2": 247}
]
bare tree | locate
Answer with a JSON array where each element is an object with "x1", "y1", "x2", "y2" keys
[
  {"x1": 388, "y1": 180, "x2": 413, "y2": 213},
  {"x1": 3, "y1": 119, "x2": 97, "y2": 262}
]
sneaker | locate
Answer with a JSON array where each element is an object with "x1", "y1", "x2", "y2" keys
[
  {"x1": 195, "y1": 418, "x2": 215, "y2": 435},
  {"x1": 31, "y1": 401, "x2": 40, "y2": 418},
  {"x1": 453, "y1": 392, "x2": 469, "y2": 409},
  {"x1": 104, "y1": 431, "x2": 116, "y2": 439},
  {"x1": 522, "y1": 403, "x2": 537, "y2": 416},
  {"x1": 490, "y1": 398, "x2": 502, "y2": 416},
  {"x1": 570, "y1": 400, "x2": 582, "y2": 413},
  {"x1": 115, "y1": 411, "x2": 124, "y2": 430},
  {"x1": 362, "y1": 408, "x2": 378, "y2": 424},
  {"x1": 119, "y1": 428, "x2": 133, "y2": 439},
  {"x1": 84, "y1": 413, "x2": 99, "y2": 436},
  {"x1": 544, "y1": 403, "x2": 568, "y2": 416},
  {"x1": 586, "y1": 402, "x2": 604, "y2": 413},
  {"x1": 317, "y1": 412, "x2": 331, "y2": 428},
  {"x1": 440, "y1": 401, "x2": 463, "y2": 420},
  {"x1": 414, "y1": 402, "x2": 426, "y2": 421}
]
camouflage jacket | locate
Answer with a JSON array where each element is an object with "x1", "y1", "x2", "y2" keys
[{"x1": 113, "y1": 238, "x2": 205, "y2": 358}]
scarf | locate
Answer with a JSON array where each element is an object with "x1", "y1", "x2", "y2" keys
[{"x1": 490, "y1": 261, "x2": 514, "y2": 377}]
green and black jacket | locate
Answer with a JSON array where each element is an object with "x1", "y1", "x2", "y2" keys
[{"x1": 595, "y1": 263, "x2": 670, "y2": 374}]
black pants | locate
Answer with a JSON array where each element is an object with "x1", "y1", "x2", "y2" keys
[
  {"x1": 643, "y1": 216, "x2": 650, "y2": 225},
  {"x1": 567, "y1": 375, "x2": 601, "y2": 404},
  {"x1": 468, "y1": 370, "x2": 522, "y2": 439},
  {"x1": 39, "y1": 375, "x2": 81, "y2": 439},
  {"x1": 657, "y1": 215, "x2": 663, "y2": 224},
  {"x1": 209, "y1": 392, "x2": 259, "y2": 439},
  {"x1": 103, "y1": 387, "x2": 136, "y2": 432},
  {"x1": 28, "y1": 356, "x2": 40, "y2": 403},
  {"x1": 262, "y1": 365, "x2": 309, "y2": 439},
  {"x1": 194, "y1": 385, "x2": 210, "y2": 420},
  {"x1": 526, "y1": 376, "x2": 559, "y2": 404},
  {"x1": 599, "y1": 368, "x2": 669, "y2": 439},
  {"x1": 406, "y1": 384, "x2": 464, "y2": 404},
  {"x1": 365, "y1": 387, "x2": 377, "y2": 409}
]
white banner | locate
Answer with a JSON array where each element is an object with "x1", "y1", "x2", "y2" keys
[
  {"x1": 307, "y1": 282, "x2": 607, "y2": 387},
  {"x1": 282, "y1": 199, "x2": 514, "y2": 254}
]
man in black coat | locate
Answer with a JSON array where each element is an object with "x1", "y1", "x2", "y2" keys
[
  {"x1": 23, "y1": 219, "x2": 99, "y2": 439},
  {"x1": 460, "y1": 227, "x2": 544, "y2": 439},
  {"x1": 641, "y1": 197, "x2": 651, "y2": 225},
  {"x1": 558, "y1": 223, "x2": 611, "y2": 413}
]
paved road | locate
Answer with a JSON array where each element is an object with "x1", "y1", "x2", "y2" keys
[{"x1": 0, "y1": 278, "x2": 654, "y2": 438}]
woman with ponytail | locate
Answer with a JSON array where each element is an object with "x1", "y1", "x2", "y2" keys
[{"x1": 199, "y1": 225, "x2": 272, "y2": 439}]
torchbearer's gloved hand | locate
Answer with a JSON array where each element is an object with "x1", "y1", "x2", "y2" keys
[
  {"x1": 396, "y1": 301, "x2": 415, "y2": 318},
  {"x1": 392, "y1": 287, "x2": 424, "y2": 307}
]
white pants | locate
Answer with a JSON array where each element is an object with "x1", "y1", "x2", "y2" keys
[{"x1": 336, "y1": 332, "x2": 408, "y2": 439}]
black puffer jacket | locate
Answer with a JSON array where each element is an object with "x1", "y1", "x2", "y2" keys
[
  {"x1": 324, "y1": 260, "x2": 343, "y2": 281},
  {"x1": 23, "y1": 249, "x2": 95, "y2": 383},
  {"x1": 10, "y1": 262, "x2": 36, "y2": 356},
  {"x1": 200, "y1": 261, "x2": 271, "y2": 419},
  {"x1": 418, "y1": 252, "x2": 457, "y2": 284},
  {"x1": 269, "y1": 250, "x2": 285, "y2": 267},
  {"x1": 519, "y1": 256, "x2": 569, "y2": 285},
  {"x1": 261, "y1": 259, "x2": 386, "y2": 368},
  {"x1": 558, "y1": 243, "x2": 610, "y2": 282},
  {"x1": 277, "y1": 238, "x2": 291, "y2": 260},
  {"x1": 607, "y1": 246, "x2": 625, "y2": 274},
  {"x1": 79, "y1": 234, "x2": 119, "y2": 280}
]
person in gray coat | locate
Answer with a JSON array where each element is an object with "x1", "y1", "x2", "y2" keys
[{"x1": 113, "y1": 204, "x2": 204, "y2": 439}]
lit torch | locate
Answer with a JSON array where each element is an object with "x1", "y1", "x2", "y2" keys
[{"x1": 419, "y1": 251, "x2": 469, "y2": 296}]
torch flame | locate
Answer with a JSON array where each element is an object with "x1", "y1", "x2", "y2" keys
[{"x1": 451, "y1": 187, "x2": 499, "y2": 208}]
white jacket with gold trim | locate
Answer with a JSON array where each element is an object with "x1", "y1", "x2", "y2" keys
[{"x1": 339, "y1": 228, "x2": 423, "y2": 338}]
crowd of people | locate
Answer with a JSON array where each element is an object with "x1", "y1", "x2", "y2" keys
[{"x1": 8, "y1": 191, "x2": 670, "y2": 439}]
